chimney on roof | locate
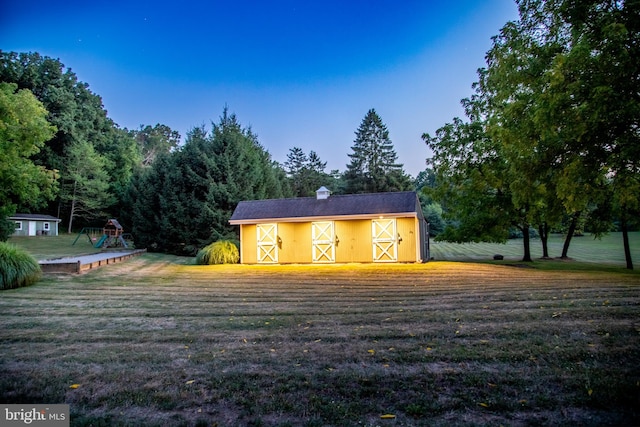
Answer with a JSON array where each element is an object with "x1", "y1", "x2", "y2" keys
[{"x1": 316, "y1": 186, "x2": 330, "y2": 200}]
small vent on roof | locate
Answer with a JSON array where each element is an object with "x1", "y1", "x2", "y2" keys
[{"x1": 316, "y1": 186, "x2": 330, "y2": 200}]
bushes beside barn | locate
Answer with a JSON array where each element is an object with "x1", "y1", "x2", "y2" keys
[
  {"x1": 196, "y1": 241, "x2": 240, "y2": 265},
  {"x1": 0, "y1": 242, "x2": 41, "y2": 290}
]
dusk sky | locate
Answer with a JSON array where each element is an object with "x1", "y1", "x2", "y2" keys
[{"x1": 2, "y1": 0, "x2": 519, "y2": 177}]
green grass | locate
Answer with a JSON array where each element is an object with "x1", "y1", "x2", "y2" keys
[
  {"x1": 2, "y1": 234, "x2": 639, "y2": 425},
  {"x1": 11, "y1": 231, "x2": 639, "y2": 267},
  {"x1": 0, "y1": 257, "x2": 638, "y2": 426},
  {"x1": 8, "y1": 233, "x2": 103, "y2": 260},
  {"x1": 431, "y1": 232, "x2": 640, "y2": 266}
]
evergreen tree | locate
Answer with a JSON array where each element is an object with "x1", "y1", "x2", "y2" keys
[
  {"x1": 344, "y1": 109, "x2": 411, "y2": 193},
  {"x1": 125, "y1": 108, "x2": 290, "y2": 255},
  {"x1": 284, "y1": 147, "x2": 331, "y2": 197},
  {"x1": 208, "y1": 108, "x2": 289, "y2": 240},
  {"x1": 124, "y1": 152, "x2": 173, "y2": 251},
  {"x1": 284, "y1": 147, "x2": 308, "y2": 196}
]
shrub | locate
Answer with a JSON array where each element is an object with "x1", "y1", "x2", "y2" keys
[
  {"x1": 0, "y1": 242, "x2": 42, "y2": 290},
  {"x1": 0, "y1": 216, "x2": 15, "y2": 242},
  {"x1": 195, "y1": 240, "x2": 240, "y2": 265}
]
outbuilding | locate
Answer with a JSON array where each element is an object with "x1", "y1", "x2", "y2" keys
[
  {"x1": 10, "y1": 214, "x2": 62, "y2": 237},
  {"x1": 229, "y1": 188, "x2": 429, "y2": 264}
]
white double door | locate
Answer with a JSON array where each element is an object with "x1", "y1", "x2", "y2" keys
[
  {"x1": 257, "y1": 224, "x2": 278, "y2": 263},
  {"x1": 312, "y1": 221, "x2": 335, "y2": 263},
  {"x1": 372, "y1": 219, "x2": 398, "y2": 262}
]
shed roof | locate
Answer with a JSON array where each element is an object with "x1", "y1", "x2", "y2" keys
[
  {"x1": 230, "y1": 191, "x2": 424, "y2": 224},
  {"x1": 10, "y1": 213, "x2": 61, "y2": 222}
]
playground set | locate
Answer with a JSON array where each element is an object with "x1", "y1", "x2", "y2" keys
[{"x1": 72, "y1": 219, "x2": 134, "y2": 249}]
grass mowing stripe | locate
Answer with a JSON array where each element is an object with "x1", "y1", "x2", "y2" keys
[{"x1": 1, "y1": 259, "x2": 638, "y2": 426}]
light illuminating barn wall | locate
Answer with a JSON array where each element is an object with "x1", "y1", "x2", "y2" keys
[
  {"x1": 237, "y1": 216, "x2": 421, "y2": 264},
  {"x1": 230, "y1": 191, "x2": 429, "y2": 264}
]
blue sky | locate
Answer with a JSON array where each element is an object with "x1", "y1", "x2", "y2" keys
[{"x1": 2, "y1": 0, "x2": 518, "y2": 177}]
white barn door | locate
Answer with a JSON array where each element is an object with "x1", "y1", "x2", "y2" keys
[
  {"x1": 312, "y1": 221, "x2": 335, "y2": 263},
  {"x1": 257, "y1": 224, "x2": 278, "y2": 263},
  {"x1": 372, "y1": 219, "x2": 397, "y2": 262}
]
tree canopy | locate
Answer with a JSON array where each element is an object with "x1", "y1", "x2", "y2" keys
[
  {"x1": 0, "y1": 51, "x2": 141, "y2": 229},
  {"x1": 284, "y1": 147, "x2": 332, "y2": 197},
  {"x1": 125, "y1": 108, "x2": 291, "y2": 255},
  {"x1": 424, "y1": 0, "x2": 639, "y2": 267},
  {"x1": 344, "y1": 109, "x2": 412, "y2": 194},
  {"x1": 133, "y1": 123, "x2": 181, "y2": 167},
  {"x1": 0, "y1": 82, "x2": 57, "y2": 240}
]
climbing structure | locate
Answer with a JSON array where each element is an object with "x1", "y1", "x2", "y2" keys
[{"x1": 101, "y1": 218, "x2": 128, "y2": 248}]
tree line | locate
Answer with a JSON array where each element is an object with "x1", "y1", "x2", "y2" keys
[
  {"x1": 423, "y1": 0, "x2": 638, "y2": 269},
  {"x1": 0, "y1": 52, "x2": 423, "y2": 254},
  {"x1": 2, "y1": 0, "x2": 636, "y2": 268}
]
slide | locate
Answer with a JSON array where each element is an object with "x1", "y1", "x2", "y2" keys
[{"x1": 94, "y1": 234, "x2": 108, "y2": 248}]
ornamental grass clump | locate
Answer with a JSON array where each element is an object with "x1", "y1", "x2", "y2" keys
[
  {"x1": 196, "y1": 240, "x2": 240, "y2": 265},
  {"x1": 0, "y1": 242, "x2": 42, "y2": 290}
]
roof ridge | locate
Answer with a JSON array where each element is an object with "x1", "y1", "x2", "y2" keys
[{"x1": 238, "y1": 190, "x2": 416, "y2": 204}]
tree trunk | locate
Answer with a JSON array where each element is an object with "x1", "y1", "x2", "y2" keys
[
  {"x1": 621, "y1": 216, "x2": 634, "y2": 270},
  {"x1": 561, "y1": 212, "x2": 580, "y2": 259},
  {"x1": 522, "y1": 224, "x2": 532, "y2": 262},
  {"x1": 67, "y1": 181, "x2": 77, "y2": 234},
  {"x1": 538, "y1": 222, "x2": 550, "y2": 258}
]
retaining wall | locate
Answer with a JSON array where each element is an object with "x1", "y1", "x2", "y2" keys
[{"x1": 40, "y1": 249, "x2": 147, "y2": 274}]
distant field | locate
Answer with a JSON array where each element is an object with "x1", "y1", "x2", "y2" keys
[{"x1": 431, "y1": 232, "x2": 639, "y2": 266}]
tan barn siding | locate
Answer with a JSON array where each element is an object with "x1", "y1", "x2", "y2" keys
[
  {"x1": 239, "y1": 216, "x2": 423, "y2": 264},
  {"x1": 240, "y1": 224, "x2": 258, "y2": 264},
  {"x1": 335, "y1": 220, "x2": 372, "y2": 263},
  {"x1": 278, "y1": 222, "x2": 312, "y2": 263},
  {"x1": 397, "y1": 217, "x2": 418, "y2": 262}
]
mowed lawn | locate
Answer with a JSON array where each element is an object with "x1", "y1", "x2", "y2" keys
[
  {"x1": 1, "y1": 236, "x2": 639, "y2": 426},
  {"x1": 430, "y1": 232, "x2": 640, "y2": 265}
]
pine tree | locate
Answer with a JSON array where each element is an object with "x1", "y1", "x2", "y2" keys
[
  {"x1": 126, "y1": 108, "x2": 291, "y2": 255},
  {"x1": 284, "y1": 147, "x2": 308, "y2": 196},
  {"x1": 344, "y1": 109, "x2": 411, "y2": 193},
  {"x1": 284, "y1": 147, "x2": 331, "y2": 197}
]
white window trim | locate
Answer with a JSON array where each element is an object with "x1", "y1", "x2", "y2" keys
[{"x1": 15, "y1": 221, "x2": 22, "y2": 231}]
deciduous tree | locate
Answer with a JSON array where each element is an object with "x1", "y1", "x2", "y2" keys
[
  {"x1": 0, "y1": 82, "x2": 57, "y2": 240},
  {"x1": 62, "y1": 140, "x2": 114, "y2": 233},
  {"x1": 1, "y1": 52, "x2": 142, "y2": 228},
  {"x1": 133, "y1": 123, "x2": 181, "y2": 166}
]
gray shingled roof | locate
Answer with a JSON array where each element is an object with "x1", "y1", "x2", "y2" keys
[
  {"x1": 230, "y1": 191, "x2": 423, "y2": 224},
  {"x1": 10, "y1": 213, "x2": 61, "y2": 222}
]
